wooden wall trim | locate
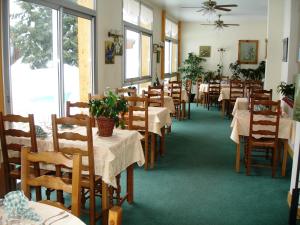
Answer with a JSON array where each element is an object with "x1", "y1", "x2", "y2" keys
[
  {"x1": 0, "y1": 0, "x2": 4, "y2": 113},
  {"x1": 178, "y1": 21, "x2": 182, "y2": 68},
  {"x1": 161, "y1": 10, "x2": 166, "y2": 80}
]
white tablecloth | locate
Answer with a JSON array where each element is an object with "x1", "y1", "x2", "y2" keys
[
  {"x1": 134, "y1": 107, "x2": 172, "y2": 136},
  {"x1": 232, "y1": 98, "x2": 249, "y2": 115},
  {"x1": 218, "y1": 87, "x2": 230, "y2": 101},
  {"x1": 230, "y1": 110, "x2": 295, "y2": 144},
  {"x1": 2, "y1": 128, "x2": 145, "y2": 188},
  {"x1": 0, "y1": 201, "x2": 85, "y2": 225},
  {"x1": 149, "y1": 96, "x2": 175, "y2": 114}
]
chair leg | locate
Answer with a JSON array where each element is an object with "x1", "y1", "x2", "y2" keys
[
  {"x1": 246, "y1": 146, "x2": 251, "y2": 176},
  {"x1": 144, "y1": 137, "x2": 149, "y2": 170},
  {"x1": 272, "y1": 148, "x2": 277, "y2": 178},
  {"x1": 89, "y1": 187, "x2": 96, "y2": 225}
]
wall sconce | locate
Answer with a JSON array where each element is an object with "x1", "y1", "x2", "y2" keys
[
  {"x1": 153, "y1": 42, "x2": 164, "y2": 53},
  {"x1": 108, "y1": 29, "x2": 123, "y2": 39}
]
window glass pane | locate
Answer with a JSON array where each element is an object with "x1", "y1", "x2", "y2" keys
[
  {"x1": 164, "y1": 41, "x2": 171, "y2": 74},
  {"x1": 140, "y1": 4, "x2": 153, "y2": 30},
  {"x1": 165, "y1": 19, "x2": 172, "y2": 38},
  {"x1": 65, "y1": 0, "x2": 95, "y2": 10},
  {"x1": 63, "y1": 13, "x2": 92, "y2": 105},
  {"x1": 171, "y1": 43, "x2": 178, "y2": 73},
  {"x1": 171, "y1": 22, "x2": 178, "y2": 39},
  {"x1": 125, "y1": 30, "x2": 140, "y2": 79},
  {"x1": 9, "y1": 0, "x2": 59, "y2": 126},
  {"x1": 141, "y1": 35, "x2": 151, "y2": 77},
  {"x1": 123, "y1": 0, "x2": 139, "y2": 25}
]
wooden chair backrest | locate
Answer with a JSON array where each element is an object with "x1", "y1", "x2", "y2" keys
[
  {"x1": 221, "y1": 76, "x2": 229, "y2": 83},
  {"x1": 169, "y1": 81, "x2": 182, "y2": 105},
  {"x1": 208, "y1": 80, "x2": 221, "y2": 96},
  {"x1": 109, "y1": 206, "x2": 122, "y2": 225},
  {"x1": 51, "y1": 115, "x2": 95, "y2": 186},
  {"x1": 0, "y1": 112, "x2": 38, "y2": 176},
  {"x1": 88, "y1": 93, "x2": 104, "y2": 101},
  {"x1": 143, "y1": 85, "x2": 164, "y2": 107},
  {"x1": 21, "y1": 147, "x2": 82, "y2": 216},
  {"x1": 230, "y1": 80, "x2": 245, "y2": 102},
  {"x1": 245, "y1": 80, "x2": 263, "y2": 97},
  {"x1": 125, "y1": 97, "x2": 148, "y2": 136},
  {"x1": 249, "y1": 99, "x2": 281, "y2": 147},
  {"x1": 185, "y1": 79, "x2": 192, "y2": 96},
  {"x1": 66, "y1": 101, "x2": 89, "y2": 120},
  {"x1": 115, "y1": 88, "x2": 137, "y2": 97}
]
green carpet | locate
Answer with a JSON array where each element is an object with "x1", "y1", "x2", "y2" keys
[{"x1": 85, "y1": 104, "x2": 292, "y2": 225}]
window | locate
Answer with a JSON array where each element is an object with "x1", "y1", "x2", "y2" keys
[
  {"x1": 164, "y1": 18, "x2": 178, "y2": 76},
  {"x1": 4, "y1": 0, "x2": 95, "y2": 126},
  {"x1": 123, "y1": 0, "x2": 153, "y2": 84}
]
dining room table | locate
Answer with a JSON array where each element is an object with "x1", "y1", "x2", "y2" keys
[
  {"x1": 230, "y1": 109, "x2": 295, "y2": 176},
  {"x1": 0, "y1": 201, "x2": 86, "y2": 225},
  {"x1": 1, "y1": 127, "x2": 145, "y2": 225}
]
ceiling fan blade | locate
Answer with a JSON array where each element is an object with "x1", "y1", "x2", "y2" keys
[
  {"x1": 181, "y1": 6, "x2": 202, "y2": 8},
  {"x1": 223, "y1": 24, "x2": 240, "y2": 26},
  {"x1": 201, "y1": 24, "x2": 215, "y2": 25},
  {"x1": 215, "y1": 7, "x2": 231, "y2": 11},
  {"x1": 216, "y1": 4, "x2": 238, "y2": 7}
]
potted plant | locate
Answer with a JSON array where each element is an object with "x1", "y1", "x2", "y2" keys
[
  {"x1": 178, "y1": 53, "x2": 206, "y2": 102},
  {"x1": 89, "y1": 91, "x2": 128, "y2": 137},
  {"x1": 277, "y1": 82, "x2": 295, "y2": 100}
]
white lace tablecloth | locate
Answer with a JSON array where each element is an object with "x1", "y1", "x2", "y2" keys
[
  {"x1": 218, "y1": 87, "x2": 230, "y2": 101},
  {"x1": 0, "y1": 201, "x2": 85, "y2": 225},
  {"x1": 230, "y1": 110, "x2": 295, "y2": 144},
  {"x1": 1, "y1": 128, "x2": 145, "y2": 188},
  {"x1": 232, "y1": 98, "x2": 249, "y2": 115},
  {"x1": 134, "y1": 107, "x2": 172, "y2": 136}
]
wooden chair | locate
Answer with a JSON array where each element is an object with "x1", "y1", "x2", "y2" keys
[
  {"x1": 246, "y1": 99, "x2": 281, "y2": 177},
  {"x1": 169, "y1": 81, "x2": 182, "y2": 120},
  {"x1": 185, "y1": 79, "x2": 192, "y2": 119},
  {"x1": 143, "y1": 85, "x2": 164, "y2": 107},
  {"x1": 125, "y1": 97, "x2": 149, "y2": 170},
  {"x1": 249, "y1": 89, "x2": 272, "y2": 109},
  {"x1": 227, "y1": 80, "x2": 245, "y2": 115},
  {"x1": 66, "y1": 101, "x2": 89, "y2": 120},
  {"x1": 207, "y1": 80, "x2": 221, "y2": 110},
  {"x1": 51, "y1": 115, "x2": 100, "y2": 225},
  {"x1": 245, "y1": 80, "x2": 263, "y2": 97},
  {"x1": 21, "y1": 147, "x2": 82, "y2": 216},
  {"x1": 115, "y1": 87, "x2": 137, "y2": 97},
  {"x1": 88, "y1": 93, "x2": 104, "y2": 101},
  {"x1": 0, "y1": 112, "x2": 43, "y2": 200},
  {"x1": 196, "y1": 78, "x2": 203, "y2": 107},
  {"x1": 221, "y1": 75, "x2": 230, "y2": 84}
]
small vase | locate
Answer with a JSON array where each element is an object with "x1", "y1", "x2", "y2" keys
[{"x1": 96, "y1": 117, "x2": 115, "y2": 137}]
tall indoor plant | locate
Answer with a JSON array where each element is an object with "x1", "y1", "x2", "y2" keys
[{"x1": 89, "y1": 91, "x2": 128, "y2": 137}]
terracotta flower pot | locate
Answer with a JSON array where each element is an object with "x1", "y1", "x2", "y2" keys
[{"x1": 96, "y1": 117, "x2": 115, "y2": 137}]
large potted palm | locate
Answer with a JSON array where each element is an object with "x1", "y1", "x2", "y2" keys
[
  {"x1": 89, "y1": 91, "x2": 127, "y2": 137},
  {"x1": 178, "y1": 53, "x2": 206, "y2": 102}
]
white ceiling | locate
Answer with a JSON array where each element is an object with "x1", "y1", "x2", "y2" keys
[{"x1": 147, "y1": 0, "x2": 268, "y2": 22}]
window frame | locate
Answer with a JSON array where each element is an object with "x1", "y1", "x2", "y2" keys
[
  {"x1": 2, "y1": 0, "x2": 97, "y2": 116},
  {"x1": 122, "y1": 0, "x2": 153, "y2": 86},
  {"x1": 164, "y1": 18, "x2": 178, "y2": 79}
]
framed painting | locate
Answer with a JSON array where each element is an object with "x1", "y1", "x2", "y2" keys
[
  {"x1": 238, "y1": 40, "x2": 259, "y2": 64},
  {"x1": 199, "y1": 46, "x2": 211, "y2": 57},
  {"x1": 282, "y1": 38, "x2": 288, "y2": 62},
  {"x1": 105, "y1": 41, "x2": 115, "y2": 64}
]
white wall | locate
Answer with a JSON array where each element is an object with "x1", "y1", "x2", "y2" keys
[
  {"x1": 181, "y1": 21, "x2": 267, "y2": 76},
  {"x1": 96, "y1": 0, "x2": 162, "y2": 94},
  {"x1": 265, "y1": 0, "x2": 284, "y2": 100}
]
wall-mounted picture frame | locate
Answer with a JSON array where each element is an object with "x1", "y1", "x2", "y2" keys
[
  {"x1": 105, "y1": 41, "x2": 115, "y2": 64},
  {"x1": 199, "y1": 46, "x2": 211, "y2": 57},
  {"x1": 114, "y1": 37, "x2": 123, "y2": 56},
  {"x1": 238, "y1": 40, "x2": 259, "y2": 64},
  {"x1": 282, "y1": 38, "x2": 288, "y2": 62}
]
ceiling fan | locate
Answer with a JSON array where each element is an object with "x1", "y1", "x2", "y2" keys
[
  {"x1": 181, "y1": 0, "x2": 238, "y2": 14},
  {"x1": 201, "y1": 15, "x2": 239, "y2": 29}
]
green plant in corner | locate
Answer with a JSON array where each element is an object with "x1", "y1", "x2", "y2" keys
[
  {"x1": 89, "y1": 91, "x2": 128, "y2": 128},
  {"x1": 178, "y1": 53, "x2": 206, "y2": 84},
  {"x1": 277, "y1": 82, "x2": 295, "y2": 100}
]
